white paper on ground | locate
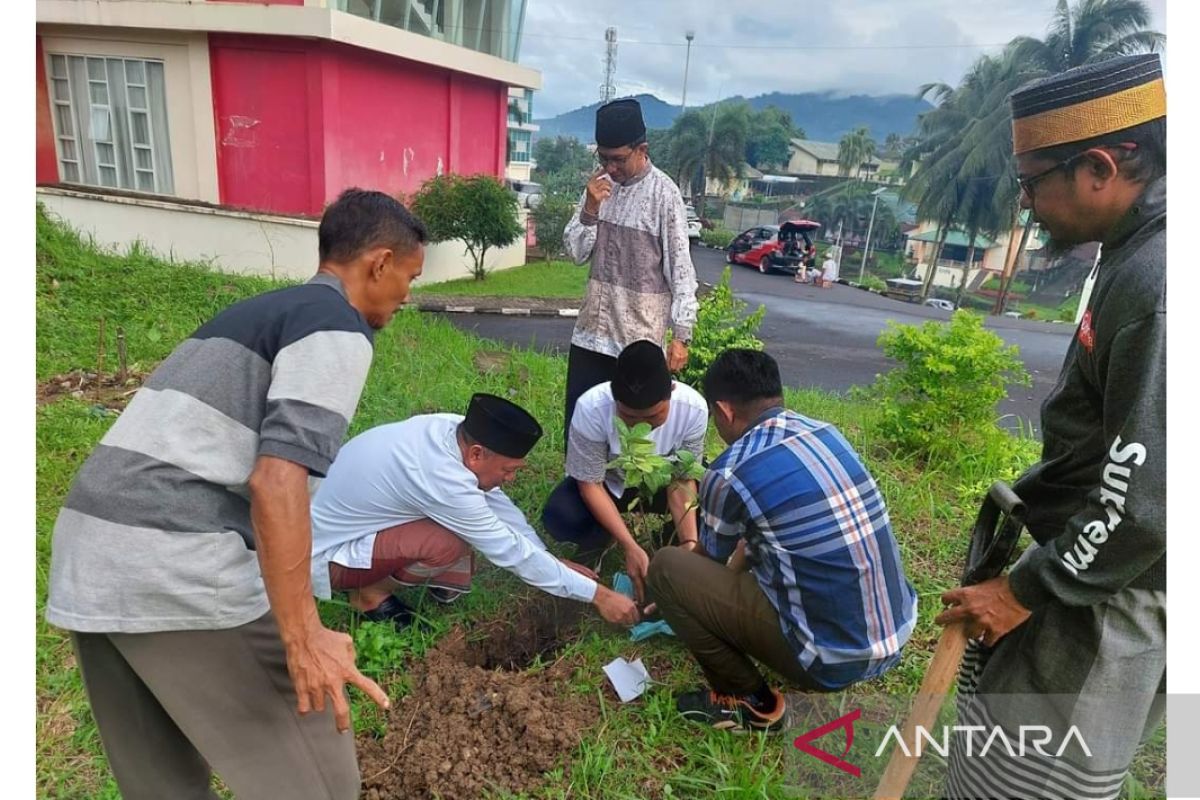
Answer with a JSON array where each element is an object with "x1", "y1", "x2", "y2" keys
[{"x1": 602, "y1": 657, "x2": 651, "y2": 703}]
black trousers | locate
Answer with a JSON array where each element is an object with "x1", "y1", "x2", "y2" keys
[
  {"x1": 541, "y1": 477, "x2": 672, "y2": 553},
  {"x1": 563, "y1": 344, "x2": 618, "y2": 446}
]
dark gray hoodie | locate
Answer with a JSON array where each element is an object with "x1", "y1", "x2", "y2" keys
[{"x1": 1009, "y1": 177, "x2": 1166, "y2": 609}]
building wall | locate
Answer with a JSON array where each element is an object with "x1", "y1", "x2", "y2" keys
[
  {"x1": 787, "y1": 149, "x2": 819, "y2": 176},
  {"x1": 209, "y1": 34, "x2": 507, "y2": 215},
  {"x1": 209, "y1": 34, "x2": 322, "y2": 215},
  {"x1": 38, "y1": 186, "x2": 528, "y2": 284},
  {"x1": 35, "y1": 36, "x2": 59, "y2": 184}
]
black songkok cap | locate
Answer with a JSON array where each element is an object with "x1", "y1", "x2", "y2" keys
[
  {"x1": 595, "y1": 98, "x2": 647, "y2": 148},
  {"x1": 462, "y1": 393, "x2": 543, "y2": 458},
  {"x1": 1010, "y1": 53, "x2": 1165, "y2": 155},
  {"x1": 612, "y1": 340, "x2": 672, "y2": 410}
]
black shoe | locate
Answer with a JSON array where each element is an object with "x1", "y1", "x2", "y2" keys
[
  {"x1": 427, "y1": 586, "x2": 467, "y2": 605},
  {"x1": 360, "y1": 595, "x2": 415, "y2": 630},
  {"x1": 675, "y1": 687, "x2": 786, "y2": 732}
]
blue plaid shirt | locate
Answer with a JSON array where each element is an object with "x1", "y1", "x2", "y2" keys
[{"x1": 699, "y1": 407, "x2": 918, "y2": 689}]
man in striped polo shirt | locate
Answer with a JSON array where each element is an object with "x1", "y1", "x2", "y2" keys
[
  {"x1": 647, "y1": 349, "x2": 917, "y2": 731},
  {"x1": 561, "y1": 98, "x2": 698, "y2": 439},
  {"x1": 45, "y1": 189, "x2": 426, "y2": 799}
]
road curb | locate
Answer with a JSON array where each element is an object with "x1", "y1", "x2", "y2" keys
[{"x1": 412, "y1": 301, "x2": 581, "y2": 318}]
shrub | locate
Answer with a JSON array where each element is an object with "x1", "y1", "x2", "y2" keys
[
  {"x1": 699, "y1": 227, "x2": 736, "y2": 249},
  {"x1": 410, "y1": 174, "x2": 524, "y2": 280},
  {"x1": 860, "y1": 274, "x2": 887, "y2": 292},
  {"x1": 529, "y1": 194, "x2": 576, "y2": 261},
  {"x1": 869, "y1": 310, "x2": 1031, "y2": 463},
  {"x1": 677, "y1": 266, "x2": 766, "y2": 388}
]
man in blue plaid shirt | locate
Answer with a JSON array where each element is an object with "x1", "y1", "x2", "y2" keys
[{"x1": 647, "y1": 349, "x2": 918, "y2": 731}]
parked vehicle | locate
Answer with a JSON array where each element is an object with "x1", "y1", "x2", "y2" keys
[
  {"x1": 884, "y1": 277, "x2": 925, "y2": 303},
  {"x1": 924, "y1": 298, "x2": 956, "y2": 312},
  {"x1": 506, "y1": 179, "x2": 544, "y2": 209},
  {"x1": 726, "y1": 220, "x2": 822, "y2": 274},
  {"x1": 684, "y1": 204, "x2": 702, "y2": 240}
]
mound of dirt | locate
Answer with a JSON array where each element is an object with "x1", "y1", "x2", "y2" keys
[
  {"x1": 37, "y1": 369, "x2": 146, "y2": 409},
  {"x1": 359, "y1": 599, "x2": 599, "y2": 800}
]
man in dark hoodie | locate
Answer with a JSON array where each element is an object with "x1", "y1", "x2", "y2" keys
[{"x1": 937, "y1": 54, "x2": 1166, "y2": 800}]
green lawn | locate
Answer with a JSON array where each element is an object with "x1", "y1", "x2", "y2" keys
[
  {"x1": 34, "y1": 206, "x2": 1162, "y2": 798},
  {"x1": 415, "y1": 259, "x2": 588, "y2": 299}
]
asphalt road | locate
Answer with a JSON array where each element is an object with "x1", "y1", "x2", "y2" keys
[{"x1": 434, "y1": 244, "x2": 1074, "y2": 436}]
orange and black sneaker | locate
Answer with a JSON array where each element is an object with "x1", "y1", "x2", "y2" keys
[{"x1": 675, "y1": 687, "x2": 786, "y2": 732}]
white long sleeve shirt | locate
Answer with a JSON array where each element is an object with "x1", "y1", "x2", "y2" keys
[{"x1": 309, "y1": 415, "x2": 597, "y2": 603}]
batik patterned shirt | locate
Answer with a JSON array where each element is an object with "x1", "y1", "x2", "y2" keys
[{"x1": 564, "y1": 162, "x2": 698, "y2": 357}]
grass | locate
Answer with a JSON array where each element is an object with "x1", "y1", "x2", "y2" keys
[
  {"x1": 34, "y1": 205, "x2": 1164, "y2": 798},
  {"x1": 413, "y1": 259, "x2": 588, "y2": 299}
]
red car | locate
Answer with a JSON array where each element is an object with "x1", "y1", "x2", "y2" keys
[{"x1": 726, "y1": 221, "x2": 822, "y2": 274}]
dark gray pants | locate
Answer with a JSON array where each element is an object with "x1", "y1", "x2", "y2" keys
[{"x1": 72, "y1": 612, "x2": 360, "y2": 800}]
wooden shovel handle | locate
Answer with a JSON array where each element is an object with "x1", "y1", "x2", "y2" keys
[{"x1": 873, "y1": 620, "x2": 968, "y2": 800}]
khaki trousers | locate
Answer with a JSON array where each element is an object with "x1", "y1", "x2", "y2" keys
[
  {"x1": 71, "y1": 611, "x2": 360, "y2": 800},
  {"x1": 647, "y1": 547, "x2": 825, "y2": 695}
]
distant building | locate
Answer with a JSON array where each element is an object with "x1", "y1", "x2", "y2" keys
[
  {"x1": 786, "y1": 138, "x2": 901, "y2": 183},
  {"x1": 36, "y1": 0, "x2": 539, "y2": 283},
  {"x1": 506, "y1": 86, "x2": 538, "y2": 182},
  {"x1": 907, "y1": 212, "x2": 1050, "y2": 291},
  {"x1": 705, "y1": 163, "x2": 763, "y2": 200}
]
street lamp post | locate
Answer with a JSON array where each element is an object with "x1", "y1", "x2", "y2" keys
[
  {"x1": 681, "y1": 31, "x2": 695, "y2": 112},
  {"x1": 859, "y1": 186, "x2": 888, "y2": 282}
]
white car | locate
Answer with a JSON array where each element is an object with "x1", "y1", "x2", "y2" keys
[
  {"x1": 684, "y1": 204, "x2": 702, "y2": 240},
  {"x1": 924, "y1": 298, "x2": 955, "y2": 312}
]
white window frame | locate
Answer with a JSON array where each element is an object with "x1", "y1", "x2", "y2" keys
[{"x1": 46, "y1": 52, "x2": 174, "y2": 195}]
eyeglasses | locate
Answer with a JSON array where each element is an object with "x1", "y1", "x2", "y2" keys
[
  {"x1": 596, "y1": 149, "x2": 636, "y2": 167},
  {"x1": 1017, "y1": 153, "x2": 1087, "y2": 198}
]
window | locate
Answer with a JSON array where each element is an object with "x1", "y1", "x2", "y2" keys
[
  {"x1": 47, "y1": 53, "x2": 175, "y2": 194},
  {"x1": 507, "y1": 129, "x2": 532, "y2": 164}
]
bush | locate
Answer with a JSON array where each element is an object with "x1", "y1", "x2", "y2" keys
[
  {"x1": 410, "y1": 174, "x2": 524, "y2": 280},
  {"x1": 699, "y1": 227, "x2": 736, "y2": 249},
  {"x1": 860, "y1": 274, "x2": 887, "y2": 292},
  {"x1": 677, "y1": 266, "x2": 766, "y2": 388},
  {"x1": 869, "y1": 310, "x2": 1030, "y2": 463},
  {"x1": 529, "y1": 194, "x2": 576, "y2": 261}
]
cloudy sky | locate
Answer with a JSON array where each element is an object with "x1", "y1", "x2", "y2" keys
[{"x1": 519, "y1": 0, "x2": 1168, "y2": 118}]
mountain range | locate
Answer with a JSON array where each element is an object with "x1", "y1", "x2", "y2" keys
[{"x1": 534, "y1": 91, "x2": 933, "y2": 145}]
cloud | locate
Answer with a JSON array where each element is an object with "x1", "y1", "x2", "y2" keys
[{"x1": 520, "y1": 0, "x2": 1167, "y2": 118}]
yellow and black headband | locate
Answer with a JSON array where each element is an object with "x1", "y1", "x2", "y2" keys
[{"x1": 1010, "y1": 53, "x2": 1166, "y2": 155}]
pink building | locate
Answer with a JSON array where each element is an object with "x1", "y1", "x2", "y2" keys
[{"x1": 36, "y1": 0, "x2": 539, "y2": 281}]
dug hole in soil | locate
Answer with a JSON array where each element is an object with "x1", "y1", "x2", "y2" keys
[{"x1": 359, "y1": 596, "x2": 599, "y2": 799}]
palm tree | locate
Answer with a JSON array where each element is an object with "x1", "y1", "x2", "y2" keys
[
  {"x1": 1010, "y1": 0, "x2": 1164, "y2": 72},
  {"x1": 900, "y1": 0, "x2": 1163, "y2": 305},
  {"x1": 903, "y1": 48, "x2": 1033, "y2": 299},
  {"x1": 668, "y1": 104, "x2": 748, "y2": 218},
  {"x1": 837, "y1": 127, "x2": 877, "y2": 179}
]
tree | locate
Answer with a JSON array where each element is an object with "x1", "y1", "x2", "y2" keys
[
  {"x1": 529, "y1": 194, "x2": 576, "y2": 261},
  {"x1": 666, "y1": 104, "x2": 749, "y2": 218},
  {"x1": 883, "y1": 133, "x2": 904, "y2": 159},
  {"x1": 410, "y1": 174, "x2": 524, "y2": 281},
  {"x1": 901, "y1": 0, "x2": 1163, "y2": 305},
  {"x1": 1009, "y1": 0, "x2": 1164, "y2": 73},
  {"x1": 532, "y1": 137, "x2": 593, "y2": 178},
  {"x1": 746, "y1": 106, "x2": 801, "y2": 171},
  {"x1": 837, "y1": 127, "x2": 878, "y2": 179}
]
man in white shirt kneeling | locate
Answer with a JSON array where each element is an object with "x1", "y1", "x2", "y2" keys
[
  {"x1": 541, "y1": 340, "x2": 708, "y2": 603},
  {"x1": 310, "y1": 393, "x2": 640, "y2": 628}
]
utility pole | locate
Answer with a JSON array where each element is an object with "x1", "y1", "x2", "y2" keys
[
  {"x1": 859, "y1": 186, "x2": 887, "y2": 282},
  {"x1": 680, "y1": 31, "x2": 695, "y2": 111},
  {"x1": 601, "y1": 27, "x2": 618, "y2": 104}
]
